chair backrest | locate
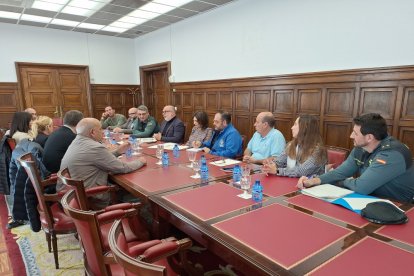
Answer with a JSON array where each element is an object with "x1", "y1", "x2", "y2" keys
[
  {"x1": 6, "y1": 138, "x2": 16, "y2": 151},
  {"x1": 61, "y1": 190, "x2": 110, "y2": 276},
  {"x1": 58, "y1": 168, "x2": 90, "y2": 210},
  {"x1": 109, "y1": 219, "x2": 166, "y2": 276},
  {"x1": 18, "y1": 152, "x2": 55, "y2": 227},
  {"x1": 327, "y1": 146, "x2": 349, "y2": 169}
]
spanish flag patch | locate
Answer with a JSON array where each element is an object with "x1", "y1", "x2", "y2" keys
[{"x1": 376, "y1": 159, "x2": 387, "y2": 165}]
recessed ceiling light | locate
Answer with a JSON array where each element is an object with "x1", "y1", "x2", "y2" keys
[
  {"x1": 118, "y1": 16, "x2": 147, "y2": 25},
  {"x1": 32, "y1": 1, "x2": 64, "y2": 12},
  {"x1": 110, "y1": 21, "x2": 136, "y2": 29},
  {"x1": 78, "y1": 22, "x2": 104, "y2": 30},
  {"x1": 50, "y1": 18, "x2": 80, "y2": 27},
  {"x1": 21, "y1": 14, "x2": 52, "y2": 23},
  {"x1": 102, "y1": 26, "x2": 127, "y2": 33},
  {"x1": 61, "y1": 6, "x2": 94, "y2": 17},
  {"x1": 129, "y1": 9, "x2": 159, "y2": 20},
  {"x1": 140, "y1": 3, "x2": 175, "y2": 14},
  {"x1": 152, "y1": 0, "x2": 192, "y2": 7},
  {"x1": 67, "y1": 0, "x2": 109, "y2": 10},
  {"x1": 0, "y1": 11, "x2": 20, "y2": 20}
]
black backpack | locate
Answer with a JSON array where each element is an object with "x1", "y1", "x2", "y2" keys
[{"x1": 361, "y1": 201, "x2": 408, "y2": 225}]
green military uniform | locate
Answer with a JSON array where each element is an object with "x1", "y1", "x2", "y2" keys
[
  {"x1": 319, "y1": 136, "x2": 414, "y2": 203},
  {"x1": 131, "y1": 116, "x2": 159, "y2": 138}
]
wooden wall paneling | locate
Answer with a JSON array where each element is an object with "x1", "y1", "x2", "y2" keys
[
  {"x1": 273, "y1": 88, "x2": 294, "y2": 115},
  {"x1": 252, "y1": 89, "x2": 272, "y2": 113},
  {"x1": 234, "y1": 89, "x2": 251, "y2": 112},
  {"x1": 206, "y1": 91, "x2": 218, "y2": 112},
  {"x1": 297, "y1": 88, "x2": 322, "y2": 116},
  {"x1": 0, "y1": 83, "x2": 19, "y2": 129},
  {"x1": 182, "y1": 110, "x2": 194, "y2": 142},
  {"x1": 233, "y1": 113, "x2": 252, "y2": 144},
  {"x1": 323, "y1": 120, "x2": 353, "y2": 149},
  {"x1": 358, "y1": 86, "x2": 397, "y2": 119},
  {"x1": 219, "y1": 91, "x2": 233, "y2": 111},
  {"x1": 172, "y1": 91, "x2": 182, "y2": 110},
  {"x1": 91, "y1": 84, "x2": 139, "y2": 119},
  {"x1": 398, "y1": 126, "x2": 414, "y2": 156},
  {"x1": 182, "y1": 92, "x2": 192, "y2": 109},
  {"x1": 401, "y1": 86, "x2": 414, "y2": 120},
  {"x1": 194, "y1": 92, "x2": 204, "y2": 110},
  {"x1": 324, "y1": 87, "x2": 355, "y2": 117},
  {"x1": 275, "y1": 117, "x2": 294, "y2": 142}
]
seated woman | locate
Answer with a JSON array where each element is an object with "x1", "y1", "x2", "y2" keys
[
  {"x1": 186, "y1": 111, "x2": 213, "y2": 147},
  {"x1": 262, "y1": 114, "x2": 327, "y2": 177},
  {"x1": 31, "y1": 116, "x2": 54, "y2": 148},
  {"x1": 10, "y1": 111, "x2": 33, "y2": 144}
]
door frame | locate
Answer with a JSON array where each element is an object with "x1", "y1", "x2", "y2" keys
[
  {"x1": 139, "y1": 61, "x2": 171, "y2": 109},
  {"x1": 15, "y1": 62, "x2": 93, "y2": 116}
]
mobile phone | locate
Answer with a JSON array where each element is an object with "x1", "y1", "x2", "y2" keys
[{"x1": 221, "y1": 167, "x2": 234, "y2": 172}]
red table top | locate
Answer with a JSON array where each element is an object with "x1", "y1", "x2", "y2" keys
[
  {"x1": 287, "y1": 194, "x2": 369, "y2": 228},
  {"x1": 162, "y1": 182, "x2": 256, "y2": 221},
  {"x1": 213, "y1": 203, "x2": 352, "y2": 269},
  {"x1": 308, "y1": 237, "x2": 414, "y2": 276},
  {"x1": 250, "y1": 173, "x2": 299, "y2": 198},
  {"x1": 118, "y1": 154, "x2": 161, "y2": 169},
  {"x1": 116, "y1": 165, "x2": 198, "y2": 194},
  {"x1": 375, "y1": 208, "x2": 414, "y2": 247}
]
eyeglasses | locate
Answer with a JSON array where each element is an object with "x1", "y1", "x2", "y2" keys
[
  {"x1": 162, "y1": 110, "x2": 172, "y2": 114},
  {"x1": 128, "y1": 113, "x2": 136, "y2": 115}
]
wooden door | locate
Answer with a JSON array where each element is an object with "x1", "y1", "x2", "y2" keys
[
  {"x1": 140, "y1": 62, "x2": 171, "y2": 123},
  {"x1": 17, "y1": 63, "x2": 91, "y2": 118}
]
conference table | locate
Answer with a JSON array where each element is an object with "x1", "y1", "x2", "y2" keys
[{"x1": 110, "y1": 142, "x2": 414, "y2": 276}]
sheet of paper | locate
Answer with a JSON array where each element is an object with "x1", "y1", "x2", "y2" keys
[
  {"x1": 139, "y1": 137, "x2": 156, "y2": 143},
  {"x1": 301, "y1": 184, "x2": 354, "y2": 200},
  {"x1": 209, "y1": 159, "x2": 241, "y2": 167}
]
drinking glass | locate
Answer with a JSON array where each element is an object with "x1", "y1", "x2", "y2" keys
[
  {"x1": 187, "y1": 150, "x2": 196, "y2": 168},
  {"x1": 156, "y1": 144, "x2": 164, "y2": 165},
  {"x1": 240, "y1": 176, "x2": 251, "y2": 199},
  {"x1": 192, "y1": 159, "x2": 201, "y2": 178},
  {"x1": 241, "y1": 163, "x2": 251, "y2": 177}
]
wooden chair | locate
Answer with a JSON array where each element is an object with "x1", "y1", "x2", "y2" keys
[
  {"x1": 109, "y1": 219, "x2": 192, "y2": 276},
  {"x1": 58, "y1": 168, "x2": 150, "y2": 251},
  {"x1": 327, "y1": 146, "x2": 350, "y2": 170},
  {"x1": 18, "y1": 153, "x2": 76, "y2": 269}
]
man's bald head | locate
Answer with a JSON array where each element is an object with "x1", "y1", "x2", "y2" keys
[
  {"x1": 24, "y1": 108, "x2": 37, "y2": 120},
  {"x1": 76, "y1": 118, "x2": 101, "y2": 136}
]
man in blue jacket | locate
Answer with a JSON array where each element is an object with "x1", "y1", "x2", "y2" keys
[{"x1": 196, "y1": 111, "x2": 242, "y2": 158}]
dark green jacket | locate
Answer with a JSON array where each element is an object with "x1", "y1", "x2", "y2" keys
[
  {"x1": 319, "y1": 136, "x2": 414, "y2": 202},
  {"x1": 131, "y1": 116, "x2": 159, "y2": 138}
]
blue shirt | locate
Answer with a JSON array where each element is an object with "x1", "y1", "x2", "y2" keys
[
  {"x1": 247, "y1": 128, "x2": 286, "y2": 160},
  {"x1": 203, "y1": 124, "x2": 242, "y2": 158}
]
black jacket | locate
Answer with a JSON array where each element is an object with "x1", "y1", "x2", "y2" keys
[
  {"x1": 9, "y1": 139, "x2": 51, "y2": 232},
  {"x1": 0, "y1": 135, "x2": 13, "y2": 195}
]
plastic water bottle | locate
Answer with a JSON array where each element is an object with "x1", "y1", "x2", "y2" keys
[
  {"x1": 233, "y1": 164, "x2": 241, "y2": 183},
  {"x1": 125, "y1": 147, "x2": 133, "y2": 159},
  {"x1": 173, "y1": 144, "x2": 180, "y2": 158},
  {"x1": 104, "y1": 129, "x2": 110, "y2": 138},
  {"x1": 252, "y1": 180, "x2": 263, "y2": 202},
  {"x1": 162, "y1": 152, "x2": 169, "y2": 167},
  {"x1": 201, "y1": 155, "x2": 206, "y2": 166},
  {"x1": 200, "y1": 160, "x2": 209, "y2": 182}
]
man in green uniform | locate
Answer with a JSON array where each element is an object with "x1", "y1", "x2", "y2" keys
[{"x1": 298, "y1": 113, "x2": 414, "y2": 203}]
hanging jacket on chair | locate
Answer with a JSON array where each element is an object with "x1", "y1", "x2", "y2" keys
[
  {"x1": 9, "y1": 138, "x2": 51, "y2": 232},
  {"x1": 0, "y1": 135, "x2": 13, "y2": 195}
]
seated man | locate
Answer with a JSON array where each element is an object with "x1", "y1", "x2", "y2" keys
[
  {"x1": 196, "y1": 111, "x2": 242, "y2": 159},
  {"x1": 58, "y1": 118, "x2": 146, "y2": 209},
  {"x1": 243, "y1": 112, "x2": 286, "y2": 164},
  {"x1": 100, "y1": 106, "x2": 127, "y2": 129},
  {"x1": 42, "y1": 110, "x2": 84, "y2": 173},
  {"x1": 298, "y1": 113, "x2": 414, "y2": 203},
  {"x1": 153, "y1": 105, "x2": 184, "y2": 143},
  {"x1": 113, "y1": 107, "x2": 138, "y2": 133},
  {"x1": 113, "y1": 105, "x2": 159, "y2": 138},
  {"x1": 24, "y1": 107, "x2": 37, "y2": 121}
]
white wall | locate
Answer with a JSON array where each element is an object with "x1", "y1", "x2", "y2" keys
[
  {"x1": 134, "y1": 0, "x2": 414, "y2": 83},
  {"x1": 0, "y1": 24, "x2": 137, "y2": 84}
]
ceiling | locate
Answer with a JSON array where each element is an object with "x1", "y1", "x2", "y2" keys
[{"x1": 0, "y1": 0, "x2": 236, "y2": 39}]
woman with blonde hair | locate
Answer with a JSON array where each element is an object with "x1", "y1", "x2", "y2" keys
[
  {"x1": 263, "y1": 114, "x2": 327, "y2": 177},
  {"x1": 30, "y1": 116, "x2": 53, "y2": 148}
]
